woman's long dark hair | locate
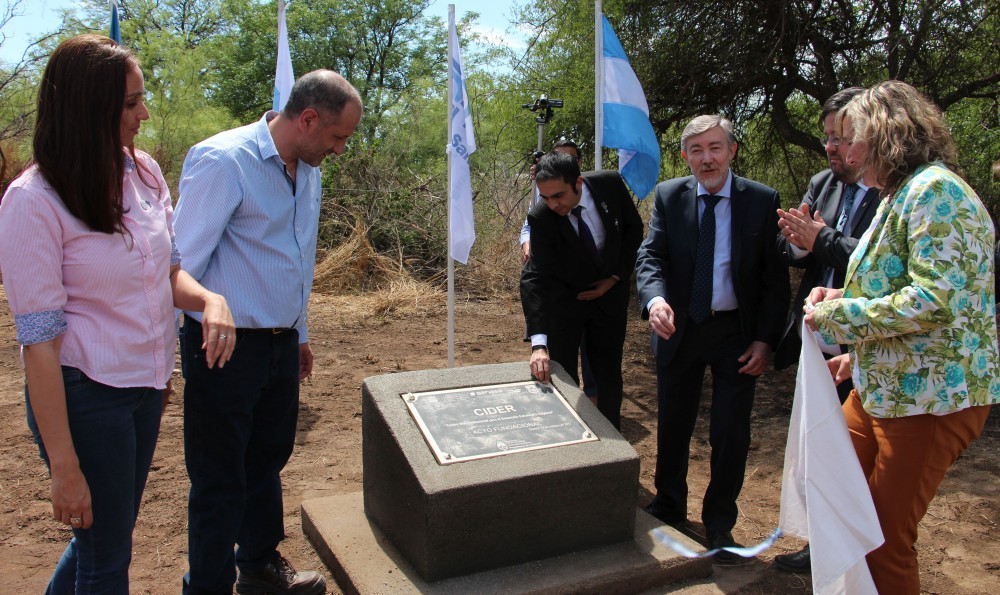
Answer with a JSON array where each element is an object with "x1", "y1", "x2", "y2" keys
[{"x1": 33, "y1": 35, "x2": 137, "y2": 234}]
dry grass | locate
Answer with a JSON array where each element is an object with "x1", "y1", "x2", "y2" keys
[
  {"x1": 312, "y1": 219, "x2": 445, "y2": 322},
  {"x1": 313, "y1": 218, "x2": 403, "y2": 294},
  {"x1": 316, "y1": 276, "x2": 444, "y2": 324}
]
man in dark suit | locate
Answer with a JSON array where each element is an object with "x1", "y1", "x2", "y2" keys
[
  {"x1": 774, "y1": 88, "x2": 878, "y2": 385},
  {"x1": 771, "y1": 88, "x2": 878, "y2": 575},
  {"x1": 635, "y1": 115, "x2": 789, "y2": 564},
  {"x1": 521, "y1": 151, "x2": 643, "y2": 430}
]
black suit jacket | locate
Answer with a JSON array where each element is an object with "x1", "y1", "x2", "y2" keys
[
  {"x1": 773, "y1": 169, "x2": 880, "y2": 370},
  {"x1": 635, "y1": 175, "x2": 789, "y2": 367},
  {"x1": 520, "y1": 170, "x2": 643, "y2": 338}
]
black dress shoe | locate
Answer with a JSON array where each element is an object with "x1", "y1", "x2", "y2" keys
[
  {"x1": 707, "y1": 530, "x2": 745, "y2": 565},
  {"x1": 774, "y1": 544, "x2": 811, "y2": 573},
  {"x1": 641, "y1": 500, "x2": 685, "y2": 526}
]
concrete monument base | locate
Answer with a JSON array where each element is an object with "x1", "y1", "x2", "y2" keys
[
  {"x1": 360, "y1": 362, "x2": 640, "y2": 581},
  {"x1": 302, "y1": 492, "x2": 713, "y2": 595}
]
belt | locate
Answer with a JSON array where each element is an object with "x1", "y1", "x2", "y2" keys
[
  {"x1": 184, "y1": 315, "x2": 293, "y2": 335},
  {"x1": 236, "y1": 326, "x2": 294, "y2": 335}
]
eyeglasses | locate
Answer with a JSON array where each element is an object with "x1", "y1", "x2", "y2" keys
[{"x1": 823, "y1": 136, "x2": 854, "y2": 148}]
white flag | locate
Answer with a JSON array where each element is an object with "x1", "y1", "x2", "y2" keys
[
  {"x1": 273, "y1": 0, "x2": 295, "y2": 112},
  {"x1": 779, "y1": 323, "x2": 883, "y2": 594},
  {"x1": 446, "y1": 10, "x2": 476, "y2": 264}
]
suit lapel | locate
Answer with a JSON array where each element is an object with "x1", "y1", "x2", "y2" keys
[
  {"x1": 682, "y1": 180, "x2": 699, "y2": 262},
  {"x1": 582, "y1": 175, "x2": 620, "y2": 270},
  {"x1": 595, "y1": 196, "x2": 619, "y2": 268},
  {"x1": 824, "y1": 182, "x2": 845, "y2": 224},
  {"x1": 556, "y1": 211, "x2": 581, "y2": 251},
  {"x1": 847, "y1": 187, "x2": 878, "y2": 237},
  {"x1": 729, "y1": 176, "x2": 748, "y2": 276}
]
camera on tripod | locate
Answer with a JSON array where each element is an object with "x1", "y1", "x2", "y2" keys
[
  {"x1": 524, "y1": 96, "x2": 564, "y2": 111},
  {"x1": 521, "y1": 94, "x2": 564, "y2": 124}
]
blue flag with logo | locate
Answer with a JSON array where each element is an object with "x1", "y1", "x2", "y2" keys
[
  {"x1": 447, "y1": 11, "x2": 476, "y2": 264},
  {"x1": 601, "y1": 15, "x2": 660, "y2": 198}
]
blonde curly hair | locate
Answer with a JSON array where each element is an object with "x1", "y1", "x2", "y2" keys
[{"x1": 843, "y1": 80, "x2": 960, "y2": 197}]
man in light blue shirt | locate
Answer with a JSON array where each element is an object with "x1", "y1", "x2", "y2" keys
[{"x1": 174, "y1": 69, "x2": 362, "y2": 595}]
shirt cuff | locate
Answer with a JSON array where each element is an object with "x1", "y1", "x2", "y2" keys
[
  {"x1": 789, "y1": 243, "x2": 809, "y2": 258},
  {"x1": 646, "y1": 296, "x2": 666, "y2": 312},
  {"x1": 15, "y1": 309, "x2": 67, "y2": 345},
  {"x1": 170, "y1": 238, "x2": 182, "y2": 267},
  {"x1": 530, "y1": 333, "x2": 547, "y2": 348}
]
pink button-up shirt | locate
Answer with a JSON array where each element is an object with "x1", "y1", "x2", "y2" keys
[{"x1": 0, "y1": 152, "x2": 178, "y2": 389}]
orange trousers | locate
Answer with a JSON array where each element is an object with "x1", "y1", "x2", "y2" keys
[{"x1": 842, "y1": 390, "x2": 990, "y2": 595}]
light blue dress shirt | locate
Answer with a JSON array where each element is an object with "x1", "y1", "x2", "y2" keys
[
  {"x1": 647, "y1": 171, "x2": 738, "y2": 313},
  {"x1": 695, "y1": 174, "x2": 738, "y2": 312},
  {"x1": 174, "y1": 112, "x2": 321, "y2": 343}
]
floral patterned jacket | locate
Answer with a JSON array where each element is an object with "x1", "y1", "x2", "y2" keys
[{"x1": 814, "y1": 163, "x2": 999, "y2": 418}]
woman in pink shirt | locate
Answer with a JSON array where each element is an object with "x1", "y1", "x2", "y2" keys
[{"x1": 0, "y1": 35, "x2": 235, "y2": 593}]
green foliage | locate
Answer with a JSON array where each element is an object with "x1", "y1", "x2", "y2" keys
[
  {"x1": 947, "y1": 99, "x2": 1000, "y2": 222},
  {"x1": 3, "y1": 0, "x2": 997, "y2": 285},
  {"x1": 512, "y1": 0, "x2": 999, "y2": 212}
]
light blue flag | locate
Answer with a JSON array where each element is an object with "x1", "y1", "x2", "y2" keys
[
  {"x1": 273, "y1": 0, "x2": 295, "y2": 112},
  {"x1": 447, "y1": 11, "x2": 476, "y2": 264},
  {"x1": 601, "y1": 15, "x2": 660, "y2": 198},
  {"x1": 109, "y1": 0, "x2": 121, "y2": 44}
]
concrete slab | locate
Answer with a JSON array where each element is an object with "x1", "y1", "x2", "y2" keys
[
  {"x1": 302, "y1": 492, "x2": 714, "y2": 595},
  {"x1": 361, "y1": 362, "x2": 640, "y2": 581}
]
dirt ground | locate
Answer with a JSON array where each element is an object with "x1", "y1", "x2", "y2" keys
[{"x1": 1, "y1": 286, "x2": 998, "y2": 594}]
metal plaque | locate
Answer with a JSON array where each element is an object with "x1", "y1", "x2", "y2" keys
[{"x1": 402, "y1": 380, "x2": 597, "y2": 464}]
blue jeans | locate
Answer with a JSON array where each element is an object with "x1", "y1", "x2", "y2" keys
[
  {"x1": 180, "y1": 318, "x2": 300, "y2": 594},
  {"x1": 26, "y1": 366, "x2": 162, "y2": 595}
]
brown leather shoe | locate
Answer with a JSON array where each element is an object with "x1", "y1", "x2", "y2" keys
[{"x1": 236, "y1": 555, "x2": 326, "y2": 595}]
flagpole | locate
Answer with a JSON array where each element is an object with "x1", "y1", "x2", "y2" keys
[
  {"x1": 594, "y1": 0, "x2": 603, "y2": 170},
  {"x1": 447, "y1": 4, "x2": 457, "y2": 368}
]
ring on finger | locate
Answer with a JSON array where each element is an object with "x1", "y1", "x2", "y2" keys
[{"x1": 219, "y1": 333, "x2": 228, "y2": 341}]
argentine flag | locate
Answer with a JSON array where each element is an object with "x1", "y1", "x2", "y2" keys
[{"x1": 601, "y1": 16, "x2": 660, "y2": 198}]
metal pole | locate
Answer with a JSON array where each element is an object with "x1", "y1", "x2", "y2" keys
[
  {"x1": 533, "y1": 119, "x2": 545, "y2": 198},
  {"x1": 447, "y1": 4, "x2": 456, "y2": 368},
  {"x1": 595, "y1": 0, "x2": 603, "y2": 170}
]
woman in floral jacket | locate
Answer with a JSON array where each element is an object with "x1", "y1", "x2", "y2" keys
[{"x1": 804, "y1": 80, "x2": 997, "y2": 594}]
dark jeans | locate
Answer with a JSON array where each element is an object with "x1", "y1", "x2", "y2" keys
[
  {"x1": 653, "y1": 313, "x2": 757, "y2": 536},
  {"x1": 180, "y1": 317, "x2": 300, "y2": 595},
  {"x1": 26, "y1": 367, "x2": 162, "y2": 595}
]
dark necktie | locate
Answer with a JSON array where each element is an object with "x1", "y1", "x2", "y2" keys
[
  {"x1": 690, "y1": 195, "x2": 721, "y2": 324},
  {"x1": 571, "y1": 205, "x2": 600, "y2": 261},
  {"x1": 835, "y1": 183, "x2": 859, "y2": 233}
]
